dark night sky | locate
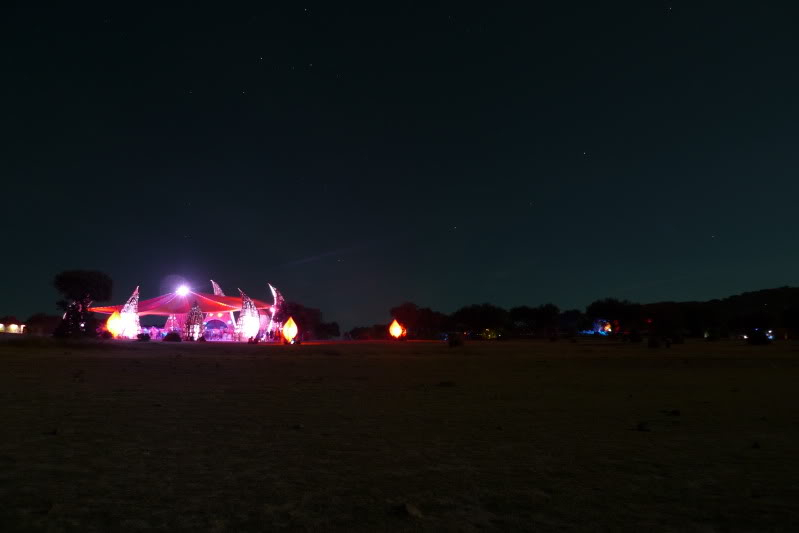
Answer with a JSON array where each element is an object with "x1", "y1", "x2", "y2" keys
[{"x1": 2, "y1": 3, "x2": 798, "y2": 329}]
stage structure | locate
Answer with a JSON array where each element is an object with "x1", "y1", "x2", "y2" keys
[
  {"x1": 90, "y1": 281, "x2": 285, "y2": 341},
  {"x1": 106, "y1": 286, "x2": 142, "y2": 339},
  {"x1": 237, "y1": 289, "x2": 260, "y2": 340},
  {"x1": 120, "y1": 287, "x2": 141, "y2": 335},
  {"x1": 268, "y1": 283, "x2": 285, "y2": 334},
  {"x1": 185, "y1": 301, "x2": 204, "y2": 341},
  {"x1": 210, "y1": 279, "x2": 237, "y2": 333}
]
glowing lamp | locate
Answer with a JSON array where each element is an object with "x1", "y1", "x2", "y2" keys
[
  {"x1": 282, "y1": 317, "x2": 298, "y2": 343},
  {"x1": 240, "y1": 314, "x2": 260, "y2": 339},
  {"x1": 389, "y1": 319, "x2": 405, "y2": 339},
  {"x1": 106, "y1": 312, "x2": 123, "y2": 337},
  {"x1": 176, "y1": 285, "x2": 190, "y2": 296}
]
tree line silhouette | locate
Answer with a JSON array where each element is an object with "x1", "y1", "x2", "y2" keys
[
  {"x1": 347, "y1": 287, "x2": 799, "y2": 341},
  {"x1": 17, "y1": 271, "x2": 799, "y2": 342}
]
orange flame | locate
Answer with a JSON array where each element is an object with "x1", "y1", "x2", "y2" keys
[
  {"x1": 389, "y1": 319, "x2": 405, "y2": 339},
  {"x1": 106, "y1": 312, "x2": 123, "y2": 337},
  {"x1": 282, "y1": 316, "x2": 298, "y2": 343}
]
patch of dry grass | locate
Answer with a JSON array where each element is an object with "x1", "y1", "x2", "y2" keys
[{"x1": 0, "y1": 338, "x2": 798, "y2": 531}]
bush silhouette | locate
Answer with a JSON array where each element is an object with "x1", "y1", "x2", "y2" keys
[{"x1": 163, "y1": 332, "x2": 182, "y2": 342}]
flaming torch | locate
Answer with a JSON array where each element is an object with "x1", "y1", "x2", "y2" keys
[
  {"x1": 106, "y1": 311, "x2": 123, "y2": 338},
  {"x1": 282, "y1": 316, "x2": 298, "y2": 344},
  {"x1": 389, "y1": 319, "x2": 406, "y2": 340}
]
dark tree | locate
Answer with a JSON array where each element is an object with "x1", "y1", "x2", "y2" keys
[
  {"x1": 509, "y1": 306, "x2": 536, "y2": 335},
  {"x1": 508, "y1": 304, "x2": 559, "y2": 337},
  {"x1": 0, "y1": 315, "x2": 22, "y2": 325},
  {"x1": 558, "y1": 309, "x2": 587, "y2": 338},
  {"x1": 347, "y1": 324, "x2": 389, "y2": 340},
  {"x1": 676, "y1": 301, "x2": 713, "y2": 337},
  {"x1": 389, "y1": 302, "x2": 450, "y2": 338},
  {"x1": 52, "y1": 270, "x2": 113, "y2": 337},
  {"x1": 24, "y1": 313, "x2": 61, "y2": 336},
  {"x1": 53, "y1": 270, "x2": 113, "y2": 308},
  {"x1": 316, "y1": 321, "x2": 341, "y2": 340},
  {"x1": 451, "y1": 303, "x2": 508, "y2": 334},
  {"x1": 535, "y1": 303, "x2": 560, "y2": 338},
  {"x1": 415, "y1": 307, "x2": 451, "y2": 338},
  {"x1": 782, "y1": 305, "x2": 799, "y2": 337},
  {"x1": 274, "y1": 301, "x2": 333, "y2": 340},
  {"x1": 645, "y1": 302, "x2": 685, "y2": 338},
  {"x1": 390, "y1": 302, "x2": 421, "y2": 331},
  {"x1": 728, "y1": 311, "x2": 774, "y2": 332}
]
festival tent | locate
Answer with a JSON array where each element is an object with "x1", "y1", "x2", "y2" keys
[{"x1": 89, "y1": 290, "x2": 272, "y2": 316}]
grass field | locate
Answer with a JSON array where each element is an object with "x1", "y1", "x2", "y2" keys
[{"x1": 0, "y1": 338, "x2": 798, "y2": 532}]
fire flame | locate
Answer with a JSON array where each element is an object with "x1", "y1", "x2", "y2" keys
[
  {"x1": 282, "y1": 317, "x2": 298, "y2": 343},
  {"x1": 106, "y1": 312, "x2": 123, "y2": 337},
  {"x1": 389, "y1": 319, "x2": 405, "y2": 339}
]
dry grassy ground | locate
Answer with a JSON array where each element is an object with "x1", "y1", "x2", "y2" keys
[{"x1": 0, "y1": 338, "x2": 797, "y2": 532}]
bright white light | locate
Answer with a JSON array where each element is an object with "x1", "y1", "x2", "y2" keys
[
  {"x1": 119, "y1": 312, "x2": 140, "y2": 339},
  {"x1": 176, "y1": 285, "x2": 190, "y2": 296},
  {"x1": 240, "y1": 314, "x2": 260, "y2": 339}
]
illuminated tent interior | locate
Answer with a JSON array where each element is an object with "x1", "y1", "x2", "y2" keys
[{"x1": 88, "y1": 282, "x2": 285, "y2": 341}]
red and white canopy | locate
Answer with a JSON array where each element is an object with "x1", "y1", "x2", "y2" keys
[{"x1": 90, "y1": 290, "x2": 272, "y2": 316}]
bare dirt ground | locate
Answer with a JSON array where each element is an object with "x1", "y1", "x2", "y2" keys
[{"x1": 0, "y1": 338, "x2": 797, "y2": 532}]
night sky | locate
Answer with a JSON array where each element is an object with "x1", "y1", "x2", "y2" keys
[{"x1": 3, "y1": 4, "x2": 799, "y2": 329}]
